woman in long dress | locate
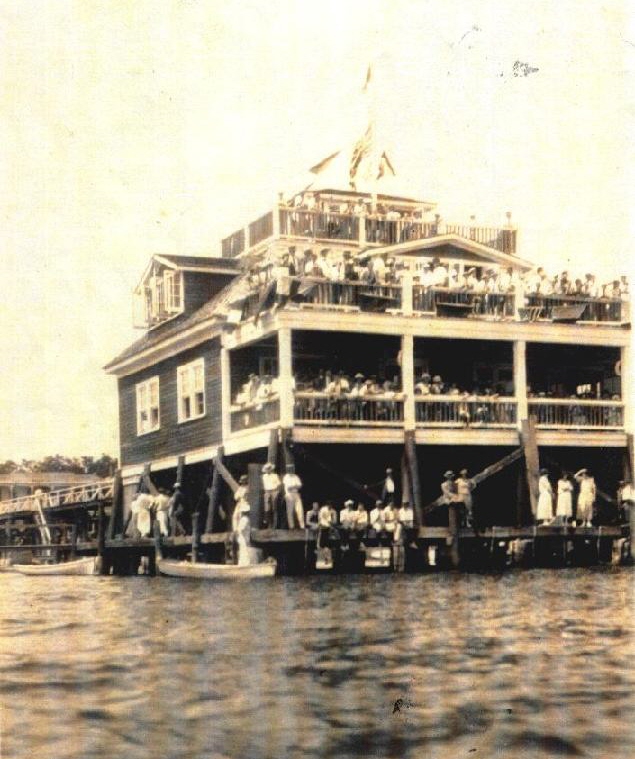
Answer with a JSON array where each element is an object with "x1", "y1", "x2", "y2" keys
[
  {"x1": 235, "y1": 502, "x2": 252, "y2": 566},
  {"x1": 556, "y1": 472, "x2": 574, "y2": 524},
  {"x1": 536, "y1": 468, "x2": 553, "y2": 524},
  {"x1": 575, "y1": 468, "x2": 596, "y2": 526}
]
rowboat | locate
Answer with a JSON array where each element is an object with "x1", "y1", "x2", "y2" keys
[
  {"x1": 14, "y1": 557, "x2": 98, "y2": 576},
  {"x1": 156, "y1": 556, "x2": 276, "y2": 579}
]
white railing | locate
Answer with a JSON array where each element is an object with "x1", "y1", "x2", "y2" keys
[
  {"x1": 528, "y1": 398, "x2": 624, "y2": 429},
  {"x1": 299, "y1": 278, "x2": 402, "y2": 311},
  {"x1": 415, "y1": 396, "x2": 517, "y2": 427},
  {"x1": 0, "y1": 481, "x2": 114, "y2": 516},
  {"x1": 294, "y1": 391, "x2": 404, "y2": 426},
  {"x1": 412, "y1": 287, "x2": 515, "y2": 318},
  {"x1": 230, "y1": 396, "x2": 280, "y2": 433}
]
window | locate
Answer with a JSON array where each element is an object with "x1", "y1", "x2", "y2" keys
[
  {"x1": 136, "y1": 377, "x2": 160, "y2": 435},
  {"x1": 177, "y1": 358, "x2": 206, "y2": 422},
  {"x1": 164, "y1": 270, "x2": 183, "y2": 313}
]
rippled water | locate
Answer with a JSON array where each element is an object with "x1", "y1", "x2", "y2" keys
[{"x1": 1, "y1": 568, "x2": 633, "y2": 759}]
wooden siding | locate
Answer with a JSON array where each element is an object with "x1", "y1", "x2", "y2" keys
[
  {"x1": 118, "y1": 338, "x2": 222, "y2": 466},
  {"x1": 184, "y1": 271, "x2": 235, "y2": 313}
]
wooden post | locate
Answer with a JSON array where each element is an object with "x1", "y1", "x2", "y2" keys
[
  {"x1": 404, "y1": 430, "x2": 423, "y2": 526},
  {"x1": 401, "y1": 335, "x2": 415, "y2": 431},
  {"x1": 520, "y1": 419, "x2": 539, "y2": 519},
  {"x1": 107, "y1": 469, "x2": 123, "y2": 540},
  {"x1": 447, "y1": 503, "x2": 460, "y2": 568},
  {"x1": 191, "y1": 511, "x2": 200, "y2": 563},
  {"x1": 142, "y1": 463, "x2": 159, "y2": 496},
  {"x1": 205, "y1": 447, "x2": 224, "y2": 533},
  {"x1": 278, "y1": 328, "x2": 294, "y2": 428},
  {"x1": 248, "y1": 463, "x2": 264, "y2": 528},
  {"x1": 176, "y1": 456, "x2": 185, "y2": 487},
  {"x1": 70, "y1": 523, "x2": 77, "y2": 559},
  {"x1": 268, "y1": 428, "x2": 279, "y2": 467},
  {"x1": 97, "y1": 500, "x2": 107, "y2": 575},
  {"x1": 282, "y1": 428, "x2": 295, "y2": 471},
  {"x1": 513, "y1": 340, "x2": 528, "y2": 426}
]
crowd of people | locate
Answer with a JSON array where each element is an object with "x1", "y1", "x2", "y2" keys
[
  {"x1": 232, "y1": 373, "x2": 281, "y2": 408},
  {"x1": 242, "y1": 244, "x2": 629, "y2": 315}
]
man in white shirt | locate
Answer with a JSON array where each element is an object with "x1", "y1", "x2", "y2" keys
[
  {"x1": 261, "y1": 463, "x2": 281, "y2": 529},
  {"x1": 395, "y1": 501, "x2": 415, "y2": 543},
  {"x1": 283, "y1": 464, "x2": 305, "y2": 529},
  {"x1": 382, "y1": 468, "x2": 395, "y2": 504},
  {"x1": 370, "y1": 500, "x2": 385, "y2": 535},
  {"x1": 339, "y1": 499, "x2": 355, "y2": 529}
]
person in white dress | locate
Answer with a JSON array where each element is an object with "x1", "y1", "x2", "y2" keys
[
  {"x1": 235, "y1": 502, "x2": 253, "y2": 566},
  {"x1": 556, "y1": 473, "x2": 574, "y2": 524},
  {"x1": 536, "y1": 468, "x2": 554, "y2": 524},
  {"x1": 575, "y1": 468, "x2": 596, "y2": 526},
  {"x1": 153, "y1": 489, "x2": 171, "y2": 536}
]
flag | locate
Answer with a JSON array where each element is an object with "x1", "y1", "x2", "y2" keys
[
  {"x1": 362, "y1": 64, "x2": 372, "y2": 93},
  {"x1": 376, "y1": 151, "x2": 395, "y2": 180},
  {"x1": 349, "y1": 125, "x2": 373, "y2": 189}
]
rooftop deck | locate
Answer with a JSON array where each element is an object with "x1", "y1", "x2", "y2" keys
[{"x1": 222, "y1": 206, "x2": 518, "y2": 257}]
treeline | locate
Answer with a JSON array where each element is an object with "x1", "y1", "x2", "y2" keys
[{"x1": 0, "y1": 454, "x2": 117, "y2": 478}]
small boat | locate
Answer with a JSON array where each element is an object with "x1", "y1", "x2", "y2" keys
[
  {"x1": 14, "y1": 556, "x2": 98, "y2": 576},
  {"x1": 156, "y1": 556, "x2": 276, "y2": 579},
  {"x1": 364, "y1": 546, "x2": 392, "y2": 569}
]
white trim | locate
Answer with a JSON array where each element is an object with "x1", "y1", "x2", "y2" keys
[
  {"x1": 176, "y1": 357, "x2": 206, "y2": 423},
  {"x1": 135, "y1": 376, "x2": 160, "y2": 436},
  {"x1": 121, "y1": 444, "x2": 220, "y2": 483},
  {"x1": 359, "y1": 233, "x2": 533, "y2": 270}
]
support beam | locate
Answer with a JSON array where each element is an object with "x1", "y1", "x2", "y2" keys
[
  {"x1": 513, "y1": 340, "x2": 528, "y2": 426},
  {"x1": 248, "y1": 463, "x2": 264, "y2": 528},
  {"x1": 268, "y1": 428, "x2": 279, "y2": 467},
  {"x1": 422, "y1": 448, "x2": 523, "y2": 515},
  {"x1": 205, "y1": 447, "x2": 224, "y2": 533},
  {"x1": 520, "y1": 419, "x2": 539, "y2": 519},
  {"x1": 404, "y1": 430, "x2": 423, "y2": 525},
  {"x1": 175, "y1": 456, "x2": 185, "y2": 487},
  {"x1": 214, "y1": 458, "x2": 239, "y2": 494},
  {"x1": 142, "y1": 463, "x2": 159, "y2": 496},
  {"x1": 191, "y1": 511, "x2": 200, "y2": 563},
  {"x1": 278, "y1": 328, "x2": 294, "y2": 427},
  {"x1": 107, "y1": 469, "x2": 124, "y2": 540}
]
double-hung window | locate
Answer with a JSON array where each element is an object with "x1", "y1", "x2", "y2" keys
[
  {"x1": 177, "y1": 358, "x2": 205, "y2": 422},
  {"x1": 136, "y1": 377, "x2": 160, "y2": 435}
]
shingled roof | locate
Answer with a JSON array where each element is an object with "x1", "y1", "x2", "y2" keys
[{"x1": 104, "y1": 271, "x2": 251, "y2": 372}]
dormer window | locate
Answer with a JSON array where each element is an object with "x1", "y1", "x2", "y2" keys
[{"x1": 134, "y1": 261, "x2": 184, "y2": 328}]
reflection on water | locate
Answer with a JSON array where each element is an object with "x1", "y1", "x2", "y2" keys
[{"x1": 1, "y1": 568, "x2": 633, "y2": 758}]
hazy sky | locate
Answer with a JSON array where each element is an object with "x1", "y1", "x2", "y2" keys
[{"x1": 1, "y1": 1, "x2": 633, "y2": 461}]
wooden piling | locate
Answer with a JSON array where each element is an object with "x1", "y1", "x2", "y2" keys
[
  {"x1": 107, "y1": 469, "x2": 124, "y2": 540},
  {"x1": 404, "y1": 430, "x2": 423, "y2": 526},
  {"x1": 205, "y1": 446, "x2": 225, "y2": 533},
  {"x1": 447, "y1": 503, "x2": 460, "y2": 568},
  {"x1": 191, "y1": 511, "x2": 200, "y2": 563},
  {"x1": 520, "y1": 419, "x2": 539, "y2": 519},
  {"x1": 247, "y1": 462, "x2": 264, "y2": 528},
  {"x1": 268, "y1": 428, "x2": 279, "y2": 467},
  {"x1": 97, "y1": 500, "x2": 107, "y2": 575}
]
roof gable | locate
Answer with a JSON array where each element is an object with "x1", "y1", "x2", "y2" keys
[{"x1": 362, "y1": 234, "x2": 533, "y2": 271}]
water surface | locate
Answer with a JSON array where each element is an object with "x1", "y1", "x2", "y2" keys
[{"x1": 1, "y1": 568, "x2": 633, "y2": 758}]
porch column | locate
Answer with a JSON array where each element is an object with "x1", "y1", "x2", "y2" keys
[
  {"x1": 220, "y1": 347, "x2": 231, "y2": 439},
  {"x1": 513, "y1": 340, "x2": 528, "y2": 427},
  {"x1": 358, "y1": 213, "x2": 367, "y2": 245},
  {"x1": 278, "y1": 327, "x2": 294, "y2": 428},
  {"x1": 401, "y1": 334, "x2": 415, "y2": 430},
  {"x1": 401, "y1": 270, "x2": 413, "y2": 316}
]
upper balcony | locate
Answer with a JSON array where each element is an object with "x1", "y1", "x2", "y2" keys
[{"x1": 221, "y1": 198, "x2": 518, "y2": 258}]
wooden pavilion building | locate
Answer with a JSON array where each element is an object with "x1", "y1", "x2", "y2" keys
[{"x1": 103, "y1": 187, "x2": 632, "y2": 550}]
